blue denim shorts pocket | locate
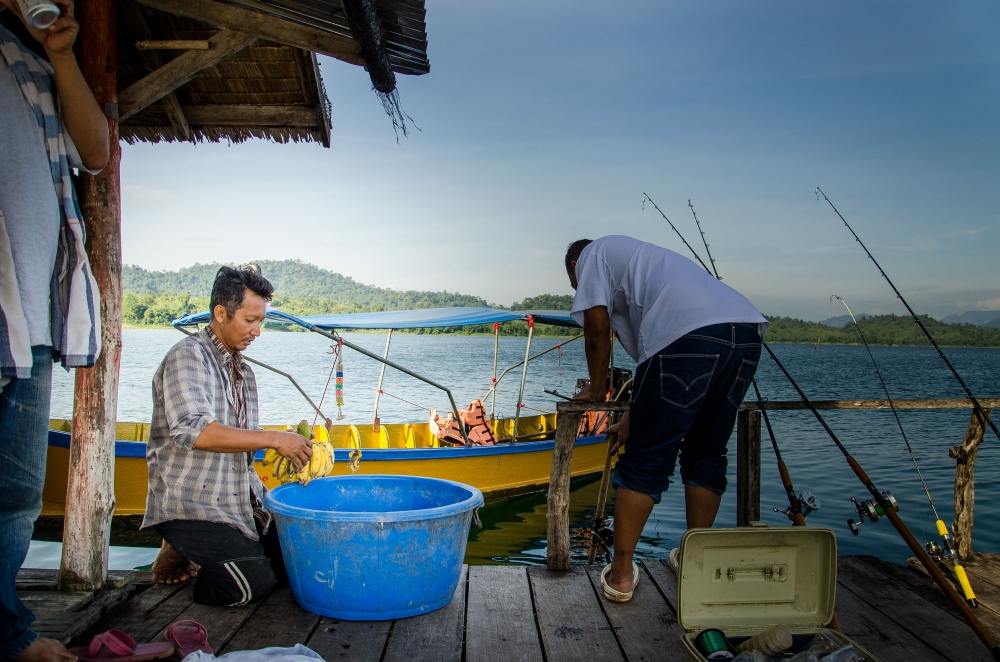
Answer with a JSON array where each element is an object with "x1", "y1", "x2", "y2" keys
[
  {"x1": 659, "y1": 353, "x2": 719, "y2": 409},
  {"x1": 726, "y1": 358, "x2": 758, "y2": 408}
]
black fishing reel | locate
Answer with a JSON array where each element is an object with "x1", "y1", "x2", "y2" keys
[
  {"x1": 774, "y1": 492, "x2": 819, "y2": 521},
  {"x1": 847, "y1": 491, "x2": 899, "y2": 535}
]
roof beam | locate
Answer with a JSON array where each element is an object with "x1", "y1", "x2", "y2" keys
[
  {"x1": 125, "y1": 3, "x2": 191, "y2": 139},
  {"x1": 135, "y1": 40, "x2": 211, "y2": 51},
  {"x1": 181, "y1": 105, "x2": 319, "y2": 127},
  {"x1": 119, "y1": 29, "x2": 256, "y2": 122},
  {"x1": 135, "y1": 0, "x2": 364, "y2": 66}
]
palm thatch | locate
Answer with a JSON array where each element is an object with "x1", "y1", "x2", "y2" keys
[{"x1": 118, "y1": 0, "x2": 429, "y2": 146}]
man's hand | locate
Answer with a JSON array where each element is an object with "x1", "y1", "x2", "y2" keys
[
  {"x1": 572, "y1": 385, "x2": 601, "y2": 402},
  {"x1": 605, "y1": 412, "x2": 630, "y2": 455},
  {"x1": 270, "y1": 430, "x2": 312, "y2": 471},
  {"x1": 2, "y1": 0, "x2": 78, "y2": 56}
]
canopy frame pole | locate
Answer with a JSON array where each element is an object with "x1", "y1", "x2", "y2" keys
[
  {"x1": 305, "y1": 325, "x2": 470, "y2": 445},
  {"x1": 482, "y1": 334, "x2": 583, "y2": 403},
  {"x1": 175, "y1": 326, "x2": 330, "y2": 423},
  {"x1": 513, "y1": 316, "x2": 535, "y2": 442},
  {"x1": 372, "y1": 329, "x2": 393, "y2": 429},
  {"x1": 490, "y1": 322, "x2": 500, "y2": 422}
]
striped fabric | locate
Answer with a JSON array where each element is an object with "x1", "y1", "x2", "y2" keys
[
  {"x1": 0, "y1": 24, "x2": 101, "y2": 379},
  {"x1": 142, "y1": 328, "x2": 268, "y2": 541}
]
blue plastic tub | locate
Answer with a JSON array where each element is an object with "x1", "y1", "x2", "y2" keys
[{"x1": 263, "y1": 474, "x2": 483, "y2": 620}]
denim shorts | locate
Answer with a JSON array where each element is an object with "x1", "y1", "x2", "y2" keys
[{"x1": 612, "y1": 323, "x2": 762, "y2": 503}]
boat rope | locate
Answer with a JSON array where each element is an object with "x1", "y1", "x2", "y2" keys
[
  {"x1": 312, "y1": 341, "x2": 341, "y2": 428},
  {"x1": 817, "y1": 186, "x2": 998, "y2": 443},
  {"x1": 377, "y1": 389, "x2": 434, "y2": 413},
  {"x1": 831, "y1": 294, "x2": 979, "y2": 607}
]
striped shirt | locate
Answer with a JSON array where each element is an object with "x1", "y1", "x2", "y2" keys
[
  {"x1": 0, "y1": 24, "x2": 102, "y2": 380},
  {"x1": 141, "y1": 328, "x2": 268, "y2": 540}
]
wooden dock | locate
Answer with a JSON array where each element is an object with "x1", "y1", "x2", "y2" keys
[{"x1": 19, "y1": 554, "x2": 1000, "y2": 661}]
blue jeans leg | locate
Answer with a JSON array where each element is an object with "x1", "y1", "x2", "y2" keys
[{"x1": 0, "y1": 347, "x2": 52, "y2": 659}]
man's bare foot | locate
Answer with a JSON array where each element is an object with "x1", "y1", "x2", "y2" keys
[
  {"x1": 13, "y1": 637, "x2": 77, "y2": 661},
  {"x1": 151, "y1": 540, "x2": 198, "y2": 585}
]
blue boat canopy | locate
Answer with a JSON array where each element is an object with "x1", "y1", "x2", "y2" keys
[{"x1": 172, "y1": 307, "x2": 579, "y2": 330}]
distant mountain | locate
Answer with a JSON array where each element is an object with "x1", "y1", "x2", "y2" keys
[
  {"x1": 942, "y1": 311, "x2": 1000, "y2": 327},
  {"x1": 820, "y1": 313, "x2": 871, "y2": 328},
  {"x1": 123, "y1": 260, "x2": 488, "y2": 311}
]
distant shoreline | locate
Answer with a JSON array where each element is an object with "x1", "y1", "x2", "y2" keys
[{"x1": 120, "y1": 325, "x2": 1000, "y2": 348}]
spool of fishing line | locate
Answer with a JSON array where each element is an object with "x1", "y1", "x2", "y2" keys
[{"x1": 695, "y1": 629, "x2": 733, "y2": 660}]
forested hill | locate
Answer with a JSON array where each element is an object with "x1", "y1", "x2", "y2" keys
[
  {"x1": 124, "y1": 260, "x2": 487, "y2": 311},
  {"x1": 766, "y1": 314, "x2": 1000, "y2": 347}
]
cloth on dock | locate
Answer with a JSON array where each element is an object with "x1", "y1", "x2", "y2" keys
[{"x1": 182, "y1": 643, "x2": 322, "y2": 661}]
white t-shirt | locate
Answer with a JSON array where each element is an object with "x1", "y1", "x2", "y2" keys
[{"x1": 570, "y1": 235, "x2": 767, "y2": 365}]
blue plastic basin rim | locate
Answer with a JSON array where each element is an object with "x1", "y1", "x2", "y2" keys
[{"x1": 262, "y1": 474, "x2": 485, "y2": 523}]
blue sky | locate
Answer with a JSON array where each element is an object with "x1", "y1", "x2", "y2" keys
[{"x1": 121, "y1": 1, "x2": 999, "y2": 321}]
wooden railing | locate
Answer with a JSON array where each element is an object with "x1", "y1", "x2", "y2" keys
[
  {"x1": 736, "y1": 397, "x2": 997, "y2": 559},
  {"x1": 546, "y1": 397, "x2": 997, "y2": 570}
]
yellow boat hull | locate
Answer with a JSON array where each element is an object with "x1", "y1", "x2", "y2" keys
[{"x1": 42, "y1": 414, "x2": 608, "y2": 516}]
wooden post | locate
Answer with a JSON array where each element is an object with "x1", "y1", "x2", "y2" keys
[
  {"x1": 59, "y1": 0, "x2": 121, "y2": 591},
  {"x1": 547, "y1": 409, "x2": 582, "y2": 571},
  {"x1": 546, "y1": 401, "x2": 629, "y2": 571},
  {"x1": 949, "y1": 407, "x2": 990, "y2": 561},
  {"x1": 736, "y1": 409, "x2": 762, "y2": 526}
]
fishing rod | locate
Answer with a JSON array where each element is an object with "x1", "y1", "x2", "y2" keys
[
  {"x1": 661, "y1": 196, "x2": 818, "y2": 526},
  {"x1": 831, "y1": 294, "x2": 978, "y2": 607},
  {"x1": 763, "y1": 341, "x2": 999, "y2": 659},
  {"x1": 657, "y1": 196, "x2": 996, "y2": 645},
  {"x1": 816, "y1": 186, "x2": 999, "y2": 443}
]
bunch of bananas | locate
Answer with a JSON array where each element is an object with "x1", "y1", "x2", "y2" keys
[{"x1": 262, "y1": 420, "x2": 336, "y2": 485}]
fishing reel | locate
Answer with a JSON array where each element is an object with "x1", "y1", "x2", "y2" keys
[
  {"x1": 774, "y1": 492, "x2": 820, "y2": 521},
  {"x1": 847, "y1": 491, "x2": 899, "y2": 535}
]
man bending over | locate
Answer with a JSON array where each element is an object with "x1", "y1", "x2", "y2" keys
[
  {"x1": 141, "y1": 266, "x2": 311, "y2": 606},
  {"x1": 566, "y1": 235, "x2": 766, "y2": 603}
]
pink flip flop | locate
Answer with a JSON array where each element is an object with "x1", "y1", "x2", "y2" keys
[
  {"x1": 166, "y1": 620, "x2": 213, "y2": 658},
  {"x1": 70, "y1": 629, "x2": 174, "y2": 661}
]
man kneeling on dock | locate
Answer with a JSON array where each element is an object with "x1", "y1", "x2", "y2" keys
[{"x1": 141, "y1": 266, "x2": 312, "y2": 606}]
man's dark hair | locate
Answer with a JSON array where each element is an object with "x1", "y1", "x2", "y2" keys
[
  {"x1": 565, "y1": 239, "x2": 593, "y2": 272},
  {"x1": 210, "y1": 265, "x2": 274, "y2": 316}
]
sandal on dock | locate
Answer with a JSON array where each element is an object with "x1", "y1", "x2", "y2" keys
[
  {"x1": 167, "y1": 619, "x2": 213, "y2": 658},
  {"x1": 70, "y1": 629, "x2": 174, "y2": 661},
  {"x1": 600, "y1": 562, "x2": 639, "y2": 603}
]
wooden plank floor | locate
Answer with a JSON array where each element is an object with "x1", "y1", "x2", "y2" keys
[{"x1": 22, "y1": 555, "x2": 1000, "y2": 661}]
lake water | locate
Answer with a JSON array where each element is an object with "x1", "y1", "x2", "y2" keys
[{"x1": 28, "y1": 328, "x2": 1000, "y2": 569}]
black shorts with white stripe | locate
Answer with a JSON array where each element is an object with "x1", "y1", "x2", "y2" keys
[{"x1": 155, "y1": 518, "x2": 285, "y2": 606}]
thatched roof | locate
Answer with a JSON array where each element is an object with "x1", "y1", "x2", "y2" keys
[{"x1": 119, "y1": 0, "x2": 430, "y2": 147}]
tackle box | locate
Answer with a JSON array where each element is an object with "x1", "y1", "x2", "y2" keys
[{"x1": 675, "y1": 526, "x2": 880, "y2": 661}]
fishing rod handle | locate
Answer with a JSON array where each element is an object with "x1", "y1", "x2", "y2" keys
[{"x1": 882, "y1": 507, "x2": 999, "y2": 656}]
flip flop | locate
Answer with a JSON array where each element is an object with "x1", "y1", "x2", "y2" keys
[
  {"x1": 600, "y1": 561, "x2": 640, "y2": 602},
  {"x1": 167, "y1": 619, "x2": 213, "y2": 658},
  {"x1": 69, "y1": 629, "x2": 174, "y2": 661}
]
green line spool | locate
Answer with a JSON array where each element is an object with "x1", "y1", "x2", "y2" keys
[{"x1": 694, "y1": 628, "x2": 734, "y2": 660}]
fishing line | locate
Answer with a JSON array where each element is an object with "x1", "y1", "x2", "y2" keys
[
  {"x1": 649, "y1": 194, "x2": 996, "y2": 653},
  {"x1": 653, "y1": 194, "x2": 816, "y2": 525},
  {"x1": 831, "y1": 294, "x2": 979, "y2": 607},
  {"x1": 816, "y1": 186, "x2": 998, "y2": 443}
]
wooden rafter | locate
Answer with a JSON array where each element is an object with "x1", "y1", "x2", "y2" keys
[
  {"x1": 125, "y1": 3, "x2": 191, "y2": 139},
  {"x1": 135, "y1": 40, "x2": 211, "y2": 50},
  {"x1": 119, "y1": 28, "x2": 256, "y2": 122},
  {"x1": 135, "y1": 0, "x2": 365, "y2": 66}
]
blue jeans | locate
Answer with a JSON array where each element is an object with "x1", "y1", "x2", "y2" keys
[
  {"x1": 0, "y1": 347, "x2": 52, "y2": 659},
  {"x1": 612, "y1": 323, "x2": 762, "y2": 503}
]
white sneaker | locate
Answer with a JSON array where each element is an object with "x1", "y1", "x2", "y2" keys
[{"x1": 667, "y1": 547, "x2": 680, "y2": 574}]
